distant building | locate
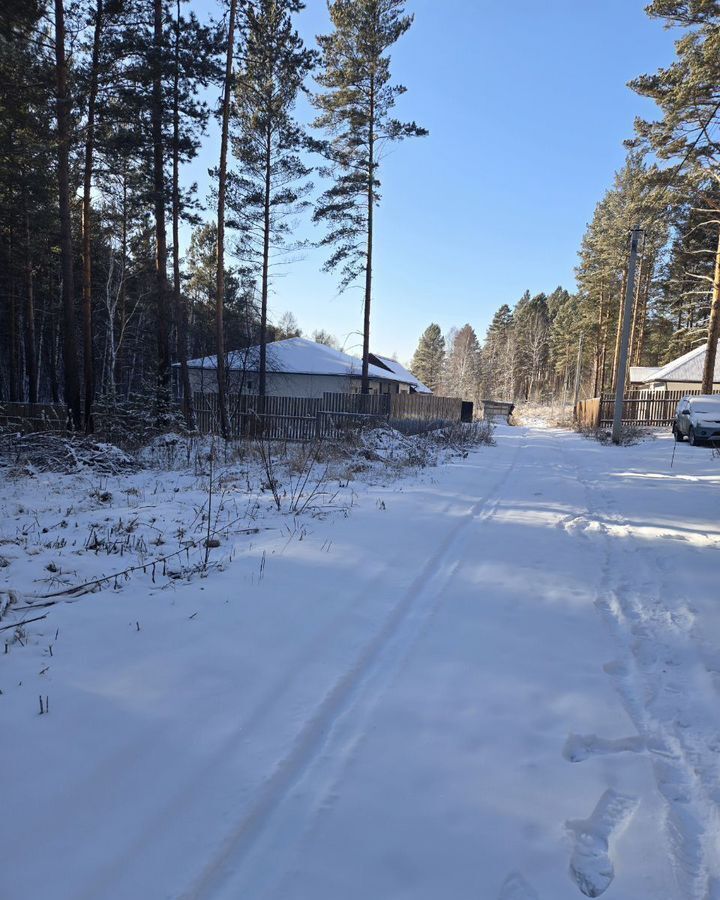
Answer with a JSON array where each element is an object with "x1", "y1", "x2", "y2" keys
[
  {"x1": 631, "y1": 341, "x2": 720, "y2": 392},
  {"x1": 177, "y1": 338, "x2": 431, "y2": 400},
  {"x1": 367, "y1": 354, "x2": 432, "y2": 394}
]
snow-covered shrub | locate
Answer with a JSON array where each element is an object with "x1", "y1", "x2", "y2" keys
[
  {"x1": 93, "y1": 394, "x2": 189, "y2": 450},
  {"x1": 0, "y1": 431, "x2": 136, "y2": 475},
  {"x1": 579, "y1": 424, "x2": 653, "y2": 446},
  {"x1": 430, "y1": 421, "x2": 495, "y2": 450},
  {"x1": 139, "y1": 434, "x2": 245, "y2": 471}
]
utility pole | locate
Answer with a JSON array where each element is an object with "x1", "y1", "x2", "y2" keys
[
  {"x1": 612, "y1": 226, "x2": 644, "y2": 444},
  {"x1": 573, "y1": 332, "x2": 584, "y2": 409}
]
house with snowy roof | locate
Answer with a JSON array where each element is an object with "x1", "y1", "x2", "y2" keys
[
  {"x1": 367, "y1": 353, "x2": 432, "y2": 394},
  {"x1": 631, "y1": 341, "x2": 720, "y2": 392},
  {"x1": 178, "y1": 338, "x2": 431, "y2": 400}
]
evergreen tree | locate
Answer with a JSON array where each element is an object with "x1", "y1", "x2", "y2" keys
[
  {"x1": 574, "y1": 154, "x2": 671, "y2": 394},
  {"x1": 0, "y1": 3, "x2": 55, "y2": 404},
  {"x1": 513, "y1": 292, "x2": 550, "y2": 400},
  {"x1": 631, "y1": 1, "x2": 720, "y2": 391},
  {"x1": 52, "y1": 0, "x2": 83, "y2": 427},
  {"x1": 313, "y1": 0, "x2": 427, "y2": 394},
  {"x1": 228, "y1": 0, "x2": 314, "y2": 396},
  {"x1": 410, "y1": 323, "x2": 445, "y2": 391},
  {"x1": 215, "y1": 0, "x2": 239, "y2": 436},
  {"x1": 186, "y1": 222, "x2": 255, "y2": 359},
  {"x1": 481, "y1": 305, "x2": 514, "y2": 400}
]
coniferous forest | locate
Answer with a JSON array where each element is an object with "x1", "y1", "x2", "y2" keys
[
  {"x1": 0, "y1": 0, "x2": 425, "y2": 434},
  {"x1": 414, "y1": 2, "x2": 720, "y2": 405},
  {"x1": 3, "y1": 0, "x2": 720, "y2": 424}
]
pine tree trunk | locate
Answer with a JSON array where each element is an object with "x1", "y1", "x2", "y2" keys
[
  {"x1": 8, "y1": 226, "x2": 21, "y2": 402},
  {"x1": 628, "y1": 254, "x2": 645, "y2": 376},
  {"x1": 81, "y1": 0, "x2": 102, "y2": 431},
  {"x1": 114, "y1": 170, "x2": 128, "y2": 395},
  {"x1": 259, "y1": 128, "x2": 272, "y2": 398},
  {"x1": 634, "y1": 276, "x2": 649, "y2": 367},
  {"x1": 54, "y1": 0, "x2": 82, "y2": 429},
  {"x1": 172, "y1": 0, "x2": 195, "y2": 429},
  {"x1": 598, "y1": 306, "x2": 608, "y2": 397},
  {"x1": 361, "y1": 77, "x2": 375, "y2": 396},
  {"x1": 592, "y1": 294, "x2": 604, "y2": 397},
  {"x1": 610, "y1": 269, "x2": 628, "y2": 394},
  {"x1": 214, "y1": 0, "x2": 237, "y2": 439},
  {"x1": 151, "y1": 0, "x2": 172, "y2": 412},
  {"x1": 701, "y1": 228, "x2": 720, "y2": 393},
  {"x1": 632, "y1": 258, "x2": 651, "y2": 367},
  {"x1": 23, "y1": 203, "x2": 37, "y2": 403}
]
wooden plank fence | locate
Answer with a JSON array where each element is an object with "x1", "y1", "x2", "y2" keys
[
  {"x1": 391, "y1": 393, "x2": 462, "y2": 423},
  {"x1": 599, "y1": 395, "x2": 679, "y2": 427},
  {"x1": 575, "y1": 390, "x2": 716, "y2": 428},
  {"x1": 0, "y1": 393, "x2": 472, "y2": 442},
  {"x1": 574, "y1": 398, "x2": 601, "y2": 429},
  {"x1": 479, "y1": 400, "x2": 514, "y2": 423},
  {"x1": 194, "y1": 391, "x2": 470, "y2": 441},
  {"x1": 195, "y1": 394, "x2": 321, "y2": 441},
  {"x1": 0, "y1": 402, "x2": 69, "y2": 432}
]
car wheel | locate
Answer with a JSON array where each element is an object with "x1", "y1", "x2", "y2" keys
[
  {"x1": 689, "y1": 427, "x2": 698, "y2": 446},
  {"x1": 673, "y1": 425, "x2": 683, "y2": 442}
]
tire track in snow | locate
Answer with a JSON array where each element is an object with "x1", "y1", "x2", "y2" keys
[
  {"x1": 68, "y1": 555, "x2": 411, "y2": 900},
  {"x1": 561, "y1": 435, "x2": 720, "y2": 899},
  {"x1": 72, "y1": 464, "x2": 516, "y2": 900},
  {"x1": 178, "y1": 442, "x2": 523, "y2": 900}
]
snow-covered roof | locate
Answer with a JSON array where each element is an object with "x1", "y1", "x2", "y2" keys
[
  {"x1": 629, "y1": 366, "x2": 660, "y2": 384},
  {"x1": 369, "y1": 354, "x2": 432, "y2": 394},
  {"x1": 648, "y1": 341, "x2": 720, "y2": 384},
  {"x1": 184, "y1": 338, "x2": 419, "y2": 387}
]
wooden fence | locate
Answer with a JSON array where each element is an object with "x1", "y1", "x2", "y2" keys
[
  {"x1": 391, "y1": 393, "x2": 463, "y2": 423},
  {"x1": 598, "y1": 395, "x2": 680, "y2": 427},
  {"x1": 0, "y1": 402, "x2": 70, "y2": 432},
  {"x1": 194, "y1": 391, "x2": 470, "y2": 440},
  {"x1": 574, "y1": 398, "x2": 601, "y2": 429},
  {"x1": 479, "y1": 400, "x2": 514, "y2": 423},
  {"x1": 575, "y1": 391, "x2": 708, "y2": 428},
  {"x1": 0, "y1": 393, "x2": 471, "y2": 442}
]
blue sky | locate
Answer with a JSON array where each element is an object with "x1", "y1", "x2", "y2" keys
[{"x1": 188, "y1": 0, "x2": 677, "y2": 363}]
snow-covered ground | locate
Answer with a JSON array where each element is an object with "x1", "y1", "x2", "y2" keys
[{"x1": 1, "y1": 425, "x2": 719, "y2": 899}]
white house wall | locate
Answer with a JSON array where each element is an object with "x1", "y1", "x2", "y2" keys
[{"x1": 185, "y1": 368, "x2": 410, "y2": 399}]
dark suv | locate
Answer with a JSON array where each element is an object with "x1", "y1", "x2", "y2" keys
[{"x1": 672, "y1": 395, "x2": 720, "y2": 445}]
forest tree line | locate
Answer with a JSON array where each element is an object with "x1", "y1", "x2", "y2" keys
[
  {"x1": 0, "y1": 0, "x2": 425, "y2": 434},
  {"x1": 411, "y1": 1, "x2": 720, "y2": 404},
  {"x1": 411, "y1": 288, "x2": 583, "y2": 405}
]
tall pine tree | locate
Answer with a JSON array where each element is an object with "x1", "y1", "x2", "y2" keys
[
  {"x1": 228, "y1": 0, "x2": 314, "y2": 397},
  {"x1": 313, "y1": 0, "x2": 426, "y2": 394},
  {"x1": 631, "y1": 1, "x2": 720, "y2": 391}
]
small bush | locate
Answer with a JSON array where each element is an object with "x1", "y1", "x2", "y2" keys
[
  {"x1": 430, "y1": 420, "x2": 495, "y2": 450},
  {"x1": 579, "y1": 424, "x2": 651, "y2": 446}
]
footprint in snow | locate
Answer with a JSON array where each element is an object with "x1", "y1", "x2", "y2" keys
[
  {"x1": 567, "y1": 789, "x2": 639, "y2": 897},
  {"x1": 562, "y1": 732, "x2": 646, "y2": 763},
  {"x1": 498, "y1": 872, "x2": 541, "y2": 899}
]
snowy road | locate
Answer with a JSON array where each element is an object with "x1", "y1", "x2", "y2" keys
[{"x1": 2, "y1": 426, "x2": 720, "y2": 899}]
